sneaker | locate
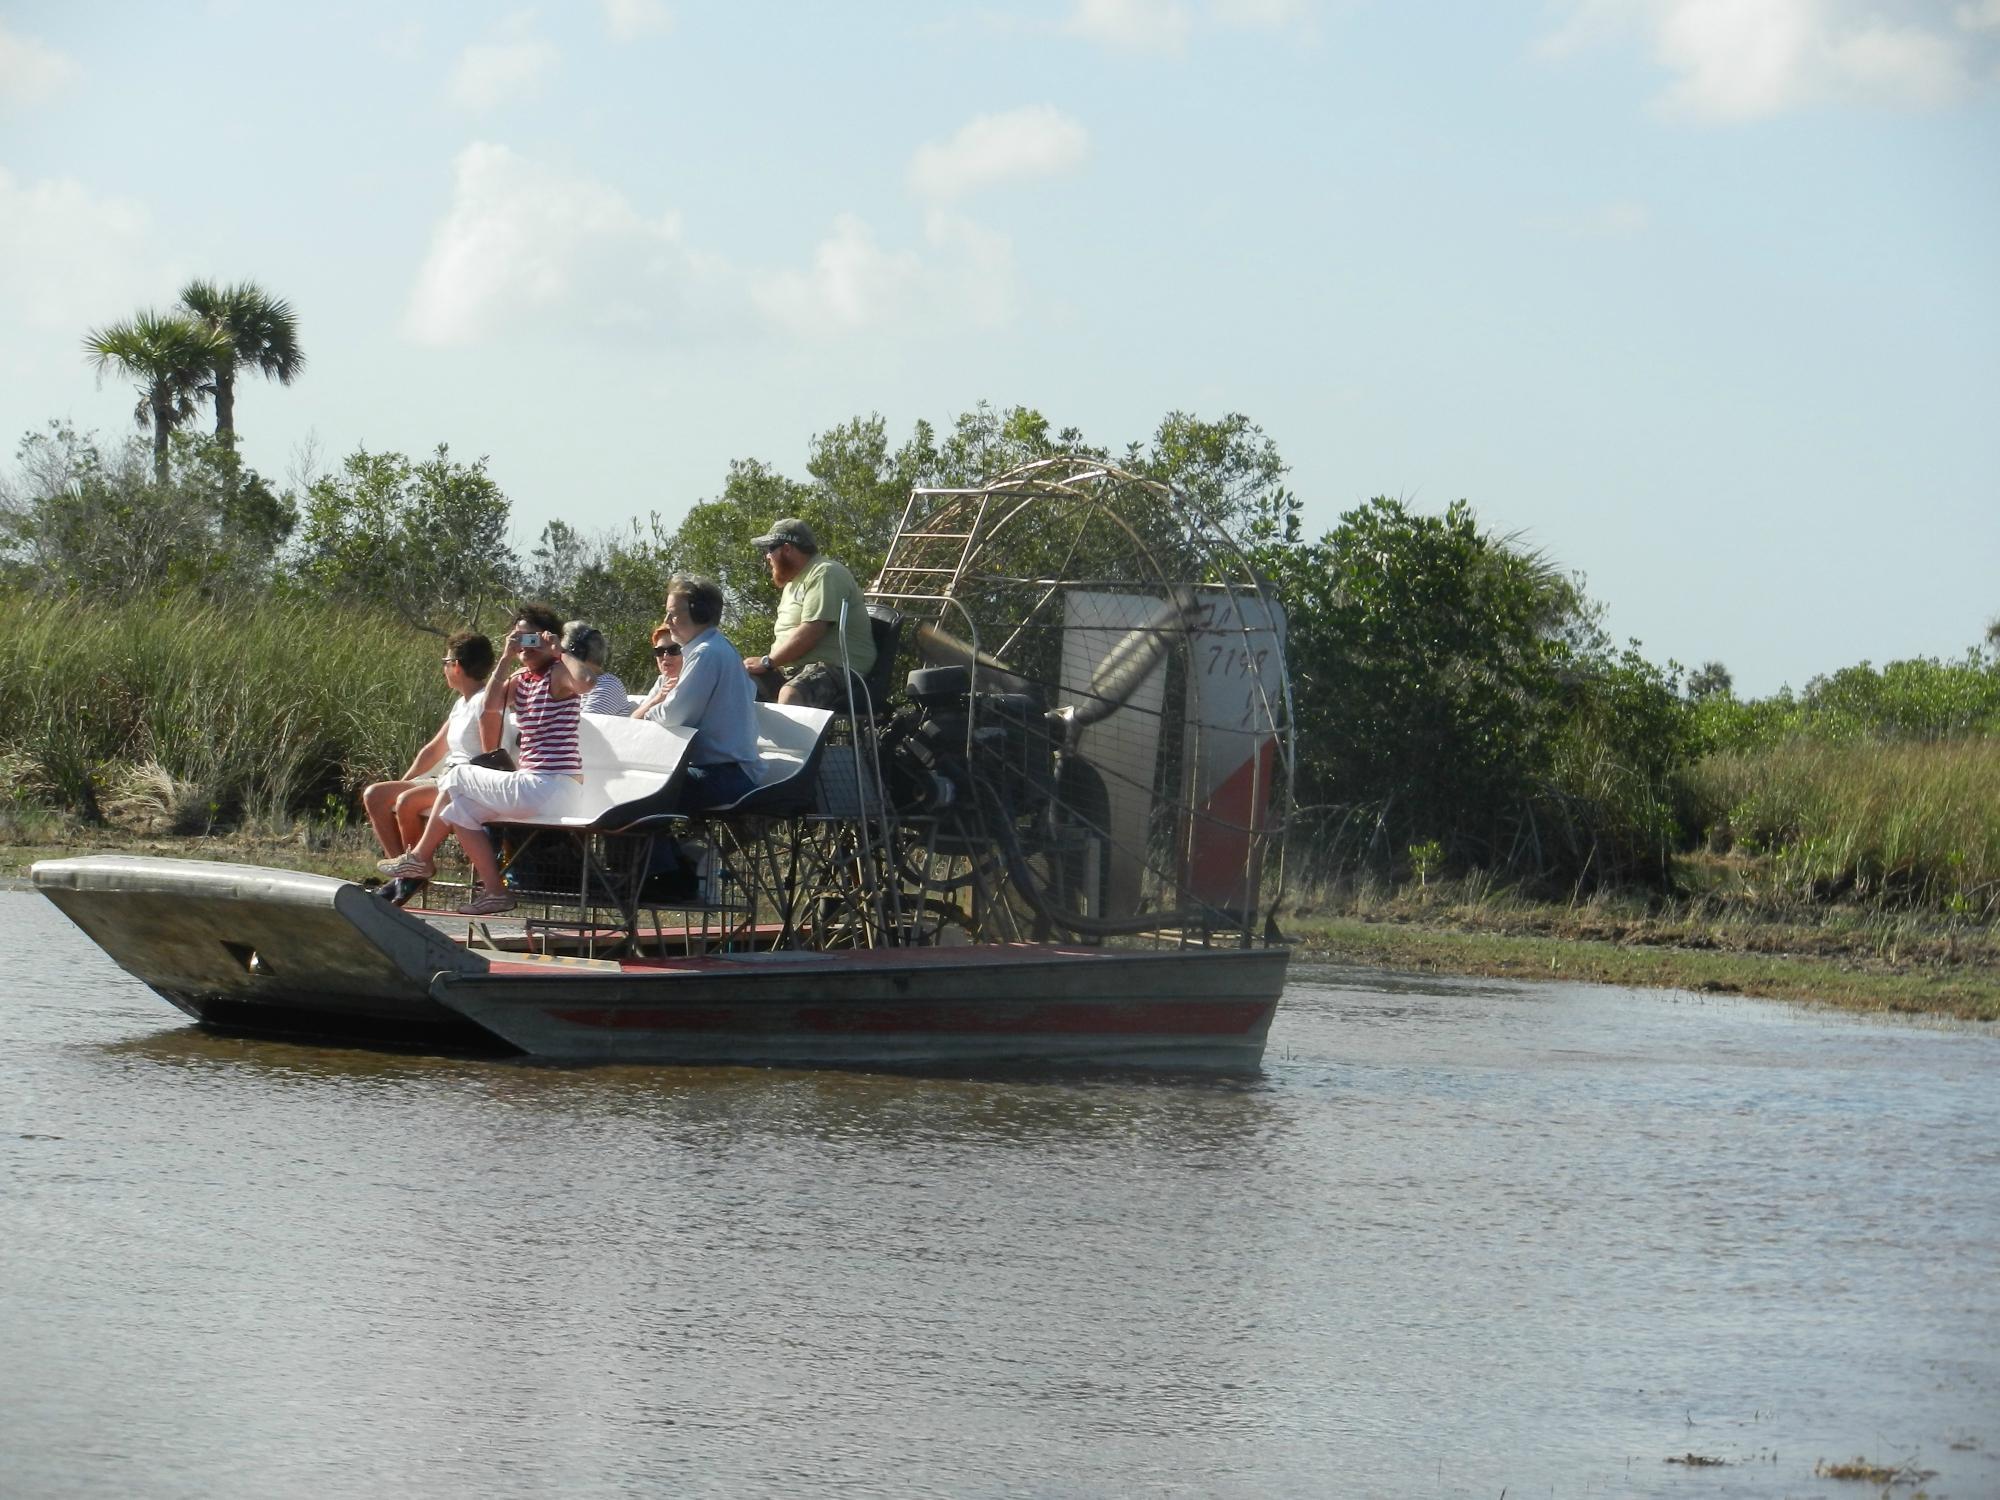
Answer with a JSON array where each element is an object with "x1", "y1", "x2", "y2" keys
[
  {"x1": 456, "y1": 887, "x2": 517, "y2": 917},
  {"x1": 377, "y1": 852, "x2": 434, "y2": 879},
  {"x1": 375, "y1": 876, "x2": 427, "y2": 908}
]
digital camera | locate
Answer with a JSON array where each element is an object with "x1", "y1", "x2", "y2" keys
[{"x1": 514, "y1": 631, "x2": 545, "y2": 649}]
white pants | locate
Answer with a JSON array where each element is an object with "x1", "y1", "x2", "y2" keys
[{"x1": 435, "y1": 763, "x2": 571, "y2": 829}]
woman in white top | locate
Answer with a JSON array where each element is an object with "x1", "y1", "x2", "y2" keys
[{"x1": 362, "y1": 630, "x2": 497, "y2": 861}]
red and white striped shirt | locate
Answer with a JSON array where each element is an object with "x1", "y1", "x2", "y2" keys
[{"x1": 513, "y1": 668, "x2": 582, "y2": 774}]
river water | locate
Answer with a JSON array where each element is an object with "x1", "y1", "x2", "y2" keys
[{"x1": 3, "y1": 891, "x2": 1996, "y2": 1499}]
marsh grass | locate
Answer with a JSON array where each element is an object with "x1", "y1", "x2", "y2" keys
[
  {"x1": 0, "y1": 593, "x2": 443, "y2": 826},
  {"x1": 1283, "y1": 869, "x2": 2000, "y2": 1020},
  {"x1": 1688, "y1": 739, "x2": 2000, "y2": 917}
]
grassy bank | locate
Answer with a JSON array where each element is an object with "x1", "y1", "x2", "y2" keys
[
  {"x1": 10, "y1": 817, "x2": 1996, "y2": 1023},
  {"x1": 0, "y1": 592, "x2": 443, "y2": 828},
  {"x1": 1686, "y1": 738, "x2": 2000, "y2": 917},
  {"x1": 1285, "y1": 876, "x2": 2000, "y2": 1023}
]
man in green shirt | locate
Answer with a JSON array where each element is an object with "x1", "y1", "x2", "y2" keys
[{"x1": 746, "y1": 517, "x2": 878, "y2": 710}]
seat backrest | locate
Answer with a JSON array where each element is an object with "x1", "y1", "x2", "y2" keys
[
  {"x1": 519, "y1": 713, "x2": 694, "y2": 829},
  {"x1": 703, "y1": 703, "x2": 835, "y2": 816},
  {"x1": 860, "y1": 605, "x2": 905, "y2": 710},
  {"x1": 751, "y1": 702, "x2": 835, "y2": 785}
]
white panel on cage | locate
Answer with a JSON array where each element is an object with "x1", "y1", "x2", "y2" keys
[
  {"x1": 1061, "y1": 591, "x2": 1170, "y2": 920},
  {"x1": 1182, "y1": 587, "x2": 1287, "y2": 917}
]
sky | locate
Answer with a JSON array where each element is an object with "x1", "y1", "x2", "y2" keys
[{"x1": 2, "y1": 0, "x2": 1995, "y2": 696}]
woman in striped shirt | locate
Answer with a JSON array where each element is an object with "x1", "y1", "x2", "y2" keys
[{"x1": 378, "y1": 604, "x2": 592, "y2": 915}]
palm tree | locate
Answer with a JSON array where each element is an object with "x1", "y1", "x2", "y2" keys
[
  {"x1": 83, "y1": 310, "x2": 234, "y2": 484},
  {"x1": 178, "y1": 278, "x2": 305, "y2": 443}
]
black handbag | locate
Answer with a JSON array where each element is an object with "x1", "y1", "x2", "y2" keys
[{"x1": 467, "y1": 747, "x2": 516, "y2": 772}]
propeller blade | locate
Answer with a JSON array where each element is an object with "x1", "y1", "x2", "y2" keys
[
  {"x1": 909, "y1": 621, "x2": 1036, "y2": 697},
  {"x1": 1067, "y1": 589, "x2": 1198, "y2": 728}
]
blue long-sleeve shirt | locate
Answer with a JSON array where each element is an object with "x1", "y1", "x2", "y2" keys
[{"x1": 641, "y1": 627, "x2": 759, "y2": 772}]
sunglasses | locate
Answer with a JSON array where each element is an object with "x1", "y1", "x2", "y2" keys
[
  {"x1": 652, "y1": 644, "x2": 675, "y2": 657},
  {"x1": 440, "y1": 656, "x2": 459, "y2": 666}
]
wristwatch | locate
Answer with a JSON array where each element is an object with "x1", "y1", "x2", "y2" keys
[{"x1": 761, "y1": 655, "x2": 774, "y2": 671}]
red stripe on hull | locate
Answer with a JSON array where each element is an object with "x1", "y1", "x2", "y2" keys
[{"x1": 542, "y1": 997, "x2": 1274, "y2": 1037}]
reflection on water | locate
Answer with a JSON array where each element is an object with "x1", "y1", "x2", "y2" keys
[{"x1": 5, "y1": 895, "x2": 1997, "y2": 1499}]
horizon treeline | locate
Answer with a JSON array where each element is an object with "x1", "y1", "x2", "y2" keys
[{"x1": 2, "y1": 405, "x2": 1996, "y2": 915}]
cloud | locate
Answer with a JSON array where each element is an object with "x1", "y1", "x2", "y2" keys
[
  {"x1": 1064, "y1": 0, "x2": 1194, "y2": 53},
  {"x1": 447, "y1": 16, "x2": 559, "y2": 111},
  {"x1": 1208, "y1": 0, "x2": 1310, "y2": 27},
  {"x1": 0, "y1": 168, "x2": 173, "y2": 384},
  {"x1": 1540, "y1": 0, "x2": 1996, "y2": 119},
  {"x1": 907, "y1": 105, "x2": 1089, "y2": 201},
  {"x1": 603, "y1": 0, "x2": 672, "y2": 41},
  {"x1": 1537, "y1": 198, "x2": 1652, "y2": 237},
  {"x1": 405, "y1": 144, "x2": 690, "y2": 345},
  {"x1": 1059, "y1": 0, "x2": 1314, "y2": 51},
  {"x1": 377, "y1": 21, "x2": 424, "y2": 64},
  {"x1": 751, "y1": 211, "x2": 1017, "y2": 337},
  {"x1": 405, "y1": 144, "x2": 1019, "y2": 347},
  {"x1": 0, "y1": 21, "x2": 79, "y2": 111}
]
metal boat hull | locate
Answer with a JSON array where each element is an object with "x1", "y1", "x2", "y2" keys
[
  {"x1": 436, "y1": 944, "x2": 1285, "y2": 1070},
  {"x1": 31, "y1": 856, "x2": 1287, "y2": 1071}
]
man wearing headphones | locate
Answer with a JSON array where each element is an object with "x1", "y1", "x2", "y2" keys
[{"x1": 632, "y1": 574, "x2": 760, "y2": 811}]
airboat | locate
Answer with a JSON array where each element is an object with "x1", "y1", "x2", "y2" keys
[{"x1": 32, "y1": 460, "x2": 1296, "y2": 1071}]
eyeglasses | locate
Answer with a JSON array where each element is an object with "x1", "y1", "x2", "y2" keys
[
  {"x1": 652, "y1": 644, "x2": 675, "y2": 657},
  {"x1": 441, "y1": 657, "x2": 458, "y2": 666}
]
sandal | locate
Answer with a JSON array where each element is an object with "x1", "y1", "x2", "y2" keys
[{"x1": 377, "y1": 852, "x2": 435, "y2": 879}]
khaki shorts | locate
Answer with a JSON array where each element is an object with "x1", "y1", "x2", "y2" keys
[{"x1": 784, "y1": 661, "x2": 871, "y2": 712}]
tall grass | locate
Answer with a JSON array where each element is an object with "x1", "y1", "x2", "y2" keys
[
  {"x1": 0, "y1": 593, "x2": 445, "y2": 828},
  {"x1": 1688, "y1": 739, "x2": 2000, "y2": 916}
]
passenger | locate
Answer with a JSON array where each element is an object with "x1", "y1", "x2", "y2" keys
[
  {"x1": 575, "y1": 624, "x2": 630, "y2": 713},
  {"x1": 377, "y1": 602, "x2": 590, "y2": 916},
  {"x1": 362, "y1": 630, "x2": 495, "y2": 865},
  {"x1": 743, "y1": 517, "x2": 876, "y2": 711},
  {"x1": 633, "y1": 575, "x2": 760, "y2": 811}
]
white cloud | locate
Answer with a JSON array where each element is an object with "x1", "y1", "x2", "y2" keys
[
  {"x1": 603, "y1": 0, "x2": 672, "y2": 41},
  {"x1": 1537, "y1": 198, "x2": 1652, "y2": 238},
  {"x1": 377, "y1": 21, "x2": 424, "y2": 64},
  {"x1": 751, "y1": 211, "x2": 1019, "y2": 337},
  {"x1": 405, "y1": 143, "x2": 691, "y2": 346},
  {"x1": 0, "y1": 21, "x2": 79, "y2": 111},
  {"x1": 751, "y1": 215, "x2": 926, "y2": 336},
  {"x1": 1209, "y1": 0, "x2": 1309, "y2": 28},
  {"x1": 908, "y1": 105, "x2": 1089, "y2": 201},
  {"x1": 1541, "y1": 0, "x2": 1995, "y2": 118},
  {"x1": 0, "y1": 168, "x2": 159, "y2": 335},
  {"x1": 1059, "y1": 0, "x2": 1312, "y2": 51},
  {"x1": 447, "y1": 16, "x2": 559, "y2": 111},
  {"x1": 1064, "y1": 0, "x2": 1194, "y2": 53},
  {"x1": 405, "y1": 144, "x2": 1019, "y2": 347}
]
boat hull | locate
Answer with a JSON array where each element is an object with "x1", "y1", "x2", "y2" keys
[
  {"x1": 31, "y1": 856, "x2": 1288, "y2": 1071},
  {"x1": 436, "y1": 944, "x2": 1286, "y2": 1071},
  {"x1": 31, "y1": 855, "x2": 498, "y2": 1049}
]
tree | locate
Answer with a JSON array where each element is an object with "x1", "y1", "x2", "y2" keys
[
  {"x1": 1686, "y1": 661, "x2": 1734, "y2": 702},
  {"x1": 289, "y1": 446, "x2": 516, "y2": 631},
  {"x1": 1127, "y1": 411, "x2": 1297, "y2": 546},
  {"x1": 82, "y1": 310, "x2": 233, "y2": 483},
  {"x1": 521, "y1": 514, "x2": 683, "y2": 677},
  {"x1": 0, "y1": 421, "x2": 294, "y2": 597},
  {"x1": 177, "y1": 279, "x2": 305, "y2": 443}
]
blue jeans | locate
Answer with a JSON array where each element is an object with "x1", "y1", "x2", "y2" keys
[{"x1": 681, "y1": 760, "x2": 756, "y2": 812}]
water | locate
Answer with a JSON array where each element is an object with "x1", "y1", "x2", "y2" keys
[{"x1": 3, "y1": 889, "x2": 1996, "y2": 1498}]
